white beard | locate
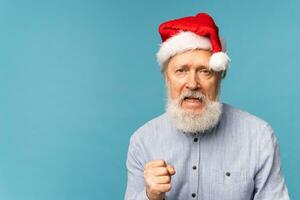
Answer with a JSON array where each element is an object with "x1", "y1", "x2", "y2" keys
[{"x1": 166, "y1": 92, "x2": 223, "y2": 134}]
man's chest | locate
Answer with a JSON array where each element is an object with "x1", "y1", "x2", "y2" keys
[{"x1": 145, "y1": 133, "x2": 256, "y2": 200}]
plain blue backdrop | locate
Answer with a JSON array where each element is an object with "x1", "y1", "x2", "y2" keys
[{"x1": 0, "y1": 0, "x2": 299, "y2": 199}]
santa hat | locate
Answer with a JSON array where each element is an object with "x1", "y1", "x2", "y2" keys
[{"x1": 156, "y1": 13, "x2": 230, "y2": 71}]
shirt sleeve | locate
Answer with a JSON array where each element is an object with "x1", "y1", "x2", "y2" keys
[
  {"x1": 253, "y1": 125, "x2": 290, "y2": 200},
  {"x1": 125, "y1": 134, "x2": 150, "y2": 200}
]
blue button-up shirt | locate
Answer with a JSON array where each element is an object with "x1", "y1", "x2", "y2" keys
[{"x1": 125, "y1": 104, "x2": 290, "y2": 200}]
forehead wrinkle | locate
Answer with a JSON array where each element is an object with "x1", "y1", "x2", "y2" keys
[
  {"x1": 168, "y1": 50, "x2": 212, "y2": 71},
  {"x1": 175, "y1": 64, "x2": 190, "y2": 69},
  {"x1": 179, "y1": 58, "x2": 209, "y2": 70}
]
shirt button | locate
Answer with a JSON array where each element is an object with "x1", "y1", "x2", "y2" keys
[
  {"x1": 193, "y1": 138, "x2": 198, "y2": 142},
  {"x1": 192, "y1": 166, "x2": 197, "y2": 170},
  {"x1": 192, "y1": 193, "x2": 196, "y2": 198}
]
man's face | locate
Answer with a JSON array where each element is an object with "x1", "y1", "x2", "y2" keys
[{"x1": 165, "y1": 49, "x2": 221, "y2": 113}]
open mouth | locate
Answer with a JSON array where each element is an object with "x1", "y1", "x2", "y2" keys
[{"x1": 183, "y1": 96, "x2": 202, "y2": 103}]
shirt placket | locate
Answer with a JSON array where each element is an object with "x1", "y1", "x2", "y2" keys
[{"x1": 190, "y1": 135, "x2": 200, "y2": 199}]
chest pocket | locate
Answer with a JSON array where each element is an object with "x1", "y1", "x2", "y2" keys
[{"x1": 207, "y1": 169, "x2": 254, "y2": 200}]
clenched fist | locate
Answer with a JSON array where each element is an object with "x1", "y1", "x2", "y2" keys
[{"x1": 144, "y1": 160, "x2": 176, "y2": 200}]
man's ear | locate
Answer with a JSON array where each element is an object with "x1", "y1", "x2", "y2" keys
[
  {"x1": 164, "y1": 69, "x2": 171, "y2": 92},
  {"x1": 161, "y1": 58, "x2": 170, "y2": 76},
  {"x1": 215, "y1": 72, "x2": 223, "y2": 99},
  {"x1": 164, "y1": 73, "x2": 170, "y2": 90},
  {"x1": 162, "y1": 64, "x2": 169, "y2": 81},
  {"x1": 221, "y1": 70, "x2": 227, "y2": 79}
]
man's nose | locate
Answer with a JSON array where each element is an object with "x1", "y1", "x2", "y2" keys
[{"x1": 186, "y1": 72, "x2": 199, "y2": 90}]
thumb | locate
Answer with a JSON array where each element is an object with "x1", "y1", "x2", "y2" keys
[{"x1": 167, "y1": 165, "x2": 176, "y2": 176}]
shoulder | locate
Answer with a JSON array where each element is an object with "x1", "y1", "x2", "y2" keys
[
  {"x1": 129, "y1": 113, "x2": 171, "y2": 144},
  {"x1": 221, "y1": 103, "x2": 275, "y2": 141},
  {"x1": 222, "y1": 103, "x2": 269, "y2": 129},
  {"x1": 222, "y1": 103, "x2": 267, "y2": 126}
]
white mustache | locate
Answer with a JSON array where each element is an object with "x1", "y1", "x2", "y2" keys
[{"x1": 179, "y1": 90, "x2": 206, "y2": 102}]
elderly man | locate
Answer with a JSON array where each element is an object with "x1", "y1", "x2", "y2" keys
[{"x1": 125, "y1": 13, "x2": 290, "y2": 200}]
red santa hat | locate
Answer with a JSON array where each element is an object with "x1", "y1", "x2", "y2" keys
[{"x1": 156, "y1": 13, "x2": 230, "y2": 71}]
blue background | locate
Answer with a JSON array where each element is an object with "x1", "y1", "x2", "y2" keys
[{"x1": 0, "y1": 0, "x2": 299, "y2": 199}]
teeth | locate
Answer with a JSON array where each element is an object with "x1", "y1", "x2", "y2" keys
[{"x1": 183, "y1": 96, "x2": 203, "y2": 101}]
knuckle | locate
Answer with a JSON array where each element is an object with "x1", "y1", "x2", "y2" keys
[
  {"x1": 162, "y1": 168, "x2": 168, "y2": 174},
  {"x1": 160, "y1": 160, "x2": 166, "y2": 165},
  {"x1": 168, "y1": 165, "x2": 175, "y2": 171},
  {"x1": 154, "y1": 159, "x2": 165, "y2": 166},
  {"x1": 165, "y1": 176, "x2": 171, "y2": 182},
  {"x1": 165, "y1": 184, "x2": 172, "y2": 191}
]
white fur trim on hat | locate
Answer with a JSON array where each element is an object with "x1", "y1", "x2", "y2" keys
[
  {"x1": 156, "y1": 31, "x2": 212, "y2": 66},
  {"x1": 156, "y1": 31, "x2": 230, "y2": 71}
]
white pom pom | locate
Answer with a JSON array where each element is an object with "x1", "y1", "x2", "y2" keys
[{"x1": 209, "y1": 52, "x2": 230, "y2": 71}]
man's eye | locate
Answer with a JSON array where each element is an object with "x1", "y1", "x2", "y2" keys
[
  {"x1": 175, "y1": 69, "x2": 185, "y2": 73},
  {"x1": 200, "y1": 69, "x2": 212, "y2": 75}
]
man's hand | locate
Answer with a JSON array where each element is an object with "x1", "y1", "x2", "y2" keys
[{"x1": 144, "y1": 160, "x2": 176, "y2": 200}]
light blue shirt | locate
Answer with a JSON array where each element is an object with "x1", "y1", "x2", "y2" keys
[{"x1": 125, "y1": 103, "x2": 290, "y2": 200}]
